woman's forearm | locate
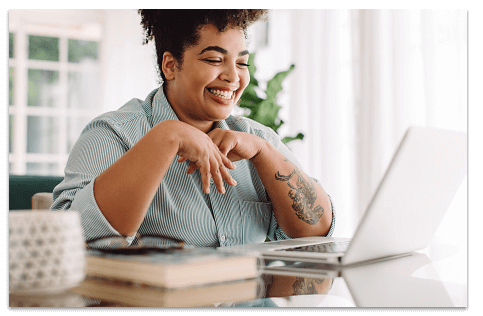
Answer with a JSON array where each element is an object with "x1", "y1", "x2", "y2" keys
[{"x1": 250, "y1": 141, "x2": 333, "y2": 238}]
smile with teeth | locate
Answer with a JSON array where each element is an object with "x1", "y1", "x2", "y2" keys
[{"x1": 207, "y1": 88, "x2": 235, "y2": 100}]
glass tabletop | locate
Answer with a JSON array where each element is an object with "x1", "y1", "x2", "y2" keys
[{"x1": 9, "y1": 242, "x2": 467, "y2": 308}]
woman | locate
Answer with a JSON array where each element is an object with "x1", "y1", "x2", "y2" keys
[{"x1": 51, "y1": 9, "x2": 335, "y2": 247}]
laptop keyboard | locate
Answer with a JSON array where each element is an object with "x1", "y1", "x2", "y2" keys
[{"x1": 283, "y1": 241, "x2": 350, "y2": 253}]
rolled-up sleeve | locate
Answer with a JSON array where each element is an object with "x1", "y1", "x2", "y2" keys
[
  {"x1": 51, "y1": 119, "x2": 132, "y2": 241},
  {"x1": 325, "y1": 194, "x2": 336, "y2": 237}
]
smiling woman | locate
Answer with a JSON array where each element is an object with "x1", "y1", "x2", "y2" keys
[
  {"x1": 138, "y1": 10, "x2": 265, "y2": 82},
  {"x1": 162, "y1": 24, "x2": 250, "y2": 132},
  {"x1": 51, "y1": 9, "x2": 335, "y2": 248}
]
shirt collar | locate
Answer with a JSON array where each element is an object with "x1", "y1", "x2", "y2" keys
[{"x1": 150, "y1": 86, "x2": 180, "y2": 127}]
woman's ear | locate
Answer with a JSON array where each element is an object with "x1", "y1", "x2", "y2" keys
[{"x1": 161, "y1": 52, "x2": 177, "y2": 81}]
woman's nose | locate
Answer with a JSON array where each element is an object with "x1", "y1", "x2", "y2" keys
[{"x1": 220, "y1": 63, "x2": 238, "y2": 83}]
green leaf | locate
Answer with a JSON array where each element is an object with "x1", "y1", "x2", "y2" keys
[
  {"x1": 273, "y1": 119, "x2": 284, "y2": 134},
  {"x1": 247, "y1": 54, "x2": 259, "y2": 87},
  {"x1": 239, "y1": 54, "x2": 261, "y2": 114},
  {"x1": 239, "y1": 86, "x2": 262, "y2": 108},
  {"x1": 266, "y1": 64, "x2": 295, "y2": 100},
  {"x1": 238, "y1": 52, "x2": 303, "y2": 145},
  {"x1": 282, "y1": 133, "x2": 304, "y2": 144},
  {"x1": 252, "y1": 99, "x2": 281, "y2": 128}
]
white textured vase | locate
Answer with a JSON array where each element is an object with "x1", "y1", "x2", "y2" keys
[{"x1": 9, "y1": 210, "x2": 86, "y2": 294}]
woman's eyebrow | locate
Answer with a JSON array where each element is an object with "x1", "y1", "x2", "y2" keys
[
  {"x1": 238, "y1": 50, "x2": 249, "y2": 57},
  {"x1": 199, "y1": 46, "x2": 249, "y2": 57}
]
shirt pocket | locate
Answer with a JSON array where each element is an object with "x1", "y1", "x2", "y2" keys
[{"x1": 238, "y1": 200, "x2": 272, "y2": 244}]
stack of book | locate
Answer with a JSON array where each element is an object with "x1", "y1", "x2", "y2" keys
[{"x1": 71, "y1": 247, "x2": 262, "y2": 307}]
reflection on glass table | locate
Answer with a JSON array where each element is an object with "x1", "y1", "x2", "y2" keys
[{"x1": 9, "y1": 245, "x2": 466, "y2": 308}]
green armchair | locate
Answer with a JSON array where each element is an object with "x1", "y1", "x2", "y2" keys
[{"x1": 9, "y1": 175, "x2": 64, "y2": 210}]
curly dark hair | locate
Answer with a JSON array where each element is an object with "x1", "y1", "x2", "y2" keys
[{"x1": 139, "y1": 9, "x2": 268, "y2": 83}]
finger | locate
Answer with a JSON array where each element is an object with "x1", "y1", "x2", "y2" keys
[
  {"x1": 213, "y1": 149, "x2": 236, "y2": 185},
  {"x1": 178, "y1": 157, "x2": 188, "y2": 163},
  {"x1": 203, "y1": 173, "x2": 211, "y2": 194},
  {"x1": 220, "y1": 151, "x2": 236, "y2": 170},
  {"x1": 217, "y1": 139, "x2": 232, "y2": 157},
  {"x1": 210, "y1": 155, "x2": 226, "y2": 194},
  {"x1": 211, "y1": 166, "x2": 225, "y2": 194},
  {"x1": 208, "y1": 129, "x2": 233, "y2": 158},
  {"x1": 198, "y1": 157, "x2": 211, "y2": 194},
  {"x1": 214, "y1": 137, "x2": 238, "y2": 169},
  {"x1": 186, "y1": 161, "x2": 198, "y2": 174},
  {"x1": 219, "y1": 164, "x2": 237, "y2": 187}
]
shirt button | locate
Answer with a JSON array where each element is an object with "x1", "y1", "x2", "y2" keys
[{"x1": 220, "y1": 235, "x2": 226, "y2": 243}]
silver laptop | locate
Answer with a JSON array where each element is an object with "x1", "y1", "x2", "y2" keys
[{"x1": 219, "y1": 126, "x2": 467, "y2": 266}]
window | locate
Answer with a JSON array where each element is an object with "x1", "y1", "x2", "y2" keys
[{"x1": 8, "y1": 10, "x2": 104, "y2": 176}]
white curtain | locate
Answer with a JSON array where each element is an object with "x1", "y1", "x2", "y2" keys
[{"x1": 254, "y1": 9, "x2": 467, "y2": 237}]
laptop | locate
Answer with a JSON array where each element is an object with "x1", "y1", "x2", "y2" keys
[{"x1": 219, "y1": 126, "x2": 467, "y2": 266}]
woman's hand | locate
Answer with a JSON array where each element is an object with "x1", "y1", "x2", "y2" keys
[
  {"x1": 170, "y1": 122, "x2": 237, "y2": 194},
  {"x1": 180, "y1": 128, "x2": 266, "y2": 187},
  {"x1": 207, "y1": 128, "x2": 265, "y2": 162}
]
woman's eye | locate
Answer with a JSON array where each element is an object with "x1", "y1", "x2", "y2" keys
[
  {"x1": 203, "y1": 59, "x2": 221, "y2": 64},
  {"x1": 202, "y1": 58, "x2": 249, "y2": 68}
]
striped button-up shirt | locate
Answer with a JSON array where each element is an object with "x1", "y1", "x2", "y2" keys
[{"x1": 51, "y1": 87, "x2": 335, "y2": 247}]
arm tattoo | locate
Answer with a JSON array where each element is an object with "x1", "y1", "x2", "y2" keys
[
  {"x1": 292, "y1": 277, "x2": 325, "y2": 295},
  {"x1": 275, "y1": 163, "x2": 324, "y2": 225}
]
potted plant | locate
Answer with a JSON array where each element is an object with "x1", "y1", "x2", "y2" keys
[{"x1": 238, "y1": 53, "x2": 304, "y2": 144}]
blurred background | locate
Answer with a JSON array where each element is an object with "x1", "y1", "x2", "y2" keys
[{"x1": 7, "y1": 9, "x2": 467, "y2": 241}]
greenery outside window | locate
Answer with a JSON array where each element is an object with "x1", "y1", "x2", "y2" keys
[{"x1": 8, "y1": 11, "x2": 103, "y2": 176}]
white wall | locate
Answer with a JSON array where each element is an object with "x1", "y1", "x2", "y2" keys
[{"x1": 101, "y1": 9, "x2": 159, "y2": 112}]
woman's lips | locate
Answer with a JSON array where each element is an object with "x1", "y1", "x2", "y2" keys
[
  {"x1": 206, "y1": 88, "x2": 236, "y2": 105},
  {"x1": 207, "y1": 88, "x2": 235, "y2": 100}
]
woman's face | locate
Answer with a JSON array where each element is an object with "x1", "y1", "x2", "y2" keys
[{"x1": 164, "y1": 23, "x2": 250, "y2": 132}]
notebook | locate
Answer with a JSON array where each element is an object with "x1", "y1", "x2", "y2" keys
[{"x1": 219, "y1": 126, "x2": 467, "y2": 266}]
